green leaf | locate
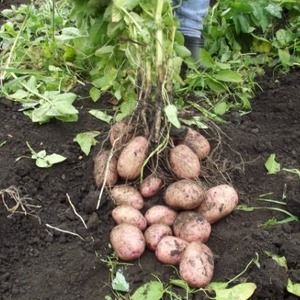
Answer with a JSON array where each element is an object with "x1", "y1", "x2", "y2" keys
[
  {"x1": 73, "y1": 131, "x2": 100, "y2": 156},
  {"x1": 214, "y1": 282, "x2": 256, "y2": 300},
  {"x1": 265, "y1": 154, "x2": 281, "y2": 174},
  {"x1": 287, "y1": 279, "x2": 300, "y2": 297},
  {"x1": 214, "y1": 70, "x2": 243, "y2": 83},
  {"x1": 265, "y1": 4, "x2": 282, "y2": 18},
  {"x1": 89, "y1": 87, "x2": 101, "y2": 102},
  {"x1": 112, "y1": 269, "x2": 129, "y2": 292},
  {"x1": 164, "y1": 104, "x2": 181, "y2": 128},
  {"x1": 36, "y1": 153, "x2": 67, "y2": 168},
  {"x1": 264, "y1": 251, "x2": 288, "y2": 270},
  {"x1": 131, "y1": 281, "x2": 164, "y2": 300},
  {"x1": 278, "y1": 49, "x2": 291, "y2": 66},
  {"x1": 89, "y1": 110, "x2": 113, "y2": 124},
  {"x1": 113, "y1": 0, "x2": 140, "y2": 11},
  {"x1": 95, "y1": 45, "x2": 115, "y2": 56},
  {"x1": 199, "y1": 49, "x2": 215, "y2": 68},
  {"x1": 214, "y1": 102, "x2": 228, "y2": 116},
  {"x1": 169, "y1": 279, "x2": 190, "y2": 290}
]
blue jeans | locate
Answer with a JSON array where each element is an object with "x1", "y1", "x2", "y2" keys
[{"x1": 173, "y1": 0, "x2": 210, "y2": 38}]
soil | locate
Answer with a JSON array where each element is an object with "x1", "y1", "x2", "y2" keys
[{"x1": 1, "y1": 1, "x2": 300, "y2": 300}]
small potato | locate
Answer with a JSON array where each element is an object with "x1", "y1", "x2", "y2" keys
[
  {"x1": 144, "y1": 223, "x2": 173, "y2": 251},
  {"x1": 179, "y1": 127, "x2": 210, "y2": 160},
  {"x1": 164, "y1": 180, "x2": 205, "y2": 210},
  {"x1": 117, "y1": 136, "x2": 149, "y2": 180},
  {"x1": 139, "y1": 174, "x2": 163, "y2": 198},
  {"x1": 144, "y1": 205, "x2": 178, "y2": 226},
  {"x1": 109, "y1": 120, "x2": 134, "y2": 150},
  {"x1": 112, "y1": 205, "x2": 147, "y2": 231},
  {"x1": 169, "y1": 144, "x2": 201, "y2": 179},
  {"x1": 111, "y1": 184, "x2": 144, "y2": 210},
  {"x1": 110, "y1": 224, "x2": 145, "y2": 261},
  {"x1": 179, "y1": 242, "x2": 214, "y2": 288},
  {"x1": 93, "y1": 150, "x2": 118, "y2": 187},
  {"x1": 196, "y1": 184, "x2": 239, "y2": 224},
  {"x1": 173, "y1": 211, "x2": 211, "y2": 243},
  {"x1": 155, "y1": 236, "x2": 189, "y2": 265}
]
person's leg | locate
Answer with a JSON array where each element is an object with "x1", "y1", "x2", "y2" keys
[{"x1": 173, "y1": 0, "x2": 210, "y2": 60}]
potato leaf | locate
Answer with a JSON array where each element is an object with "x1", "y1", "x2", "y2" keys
[
  {"x1": 112, "y1": 269, "x2": 129, "y2": 292},
  {"x1": 74, "y1": 131, "x2": 100, "y2": 156},
  {"x1": 164, "y1": 104, "x2": 181, "y2": 128},
  {"x1": 265, "y1": 154, "x2": 281, "y2": 174},
  {"x1": 287, "y1": 279, "x2": 300, "y2": 297},
  {"x1": 89, "y1": 110, "x2": 113, "y2": 124},
  {"x1": 131, "y1": 281, "x2": 164, "y2": 300},
  {"x1": 214, "y1": 70, "x2": 243, "y2": 83},
  {"x1": 264, "y1": 251, "x2": 288, "y2": 270},
  {"x1": 214, "y1": 282, "x2": 257, "y2": 300}
]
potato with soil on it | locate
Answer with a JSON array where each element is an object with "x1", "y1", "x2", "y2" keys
[
  {"x1": 144, "y1": 223, "x2": 173, "y2": 251},
  {"x1": 110, "y1": 223, "x2": 146, "y2": 261},
  {"x1": 169, "y1": 144, "x2": 201, "y2": 179},
  {"x1": 93, "y1": 150, "x2": 118, "y2": 187},
  {"x1": 109, "y1": 120, "x2": 134, "y2": 150},
  {"x1": 173, "y1": 211, "x2": 211, "y2": 243},
  {"x1": 179, "y1": 241, "x2": 214, "y2": 288},
  {"x1": 178, "y1": 127, "x2": 211, "y2": 160},
  {"x1": 117, "y1": 136, "x2": 149, "y2": 180},
  {"x1": 112, "y1": 205, "x2": 147, "y2": 231},
  {"x1": 155, "y1": 236, "x2": 189, "y2": 265},
  {"x1": 164, "y1": 179, "x2": 206, "y2": 210},
  {"x1": 139, "y1": 174, "x2": 163, "y2": 198},
  {"x1": 111, "y1": 184, "x2": 144, "y2": 210},
  {"x1": 144, "y1": 205, "x2": 178, "y2": 226},
  {"x1": 196, "y1": 184, "x2": 239, "y2": 224}
]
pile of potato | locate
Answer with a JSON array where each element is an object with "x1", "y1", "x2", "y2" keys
[{"x1": 94, "y1": 122, "x2": 239, "y2": 288}]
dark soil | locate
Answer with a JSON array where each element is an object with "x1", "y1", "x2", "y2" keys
[{"x1": 1, "y1": 2, "x2": 300, "y2": 300}]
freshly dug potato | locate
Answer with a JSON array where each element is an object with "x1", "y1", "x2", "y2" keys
[
  {"x1": 110, "y1": 224, "x2": 145, "y2": 261},
  {"x1": 144, "y1": 205, "x2": 178, "y2": 226},
  {"x1": 117, "y1": 136, "x2": 149, "y2": 180},
  {"x1": 94, "y1": 150, "x2": 118, "y2": 187},
  {"x1": 144, "y1": 223, "x2": 173, "y2": 251},
  {"x1": 112, "y1": 205, "x2": 147, "y2": 231},
  {"x1": 196, "y1": 184, "x2": 239, "y2": 224},
  {"x1": 179, "y1": 127, "x2": 210, "y2": 160},
  {"x1": 155, "y1": 236, "x2": 189, "y2": 265},
  {"x1": 109, "y1": 120, "x2": 134, "y2": 150},
  {"x1": 169, "y1": 144, "x2": 201, "y2": 179},
  {"x1": 111, "y1": 184, "x2": 144, "y2": 210},
  {"x1": 173, "y1": 211, "x2": 211, "y2": 243},
  {"x1": 164, "y1": 179, "x2": 205, "y2": 210},
  {"x1": 139, "y1": 174, "x2": 163, "y2": 198},
  {"x1": 179, "y1": 242, "x2": 214, "y2": 288}
]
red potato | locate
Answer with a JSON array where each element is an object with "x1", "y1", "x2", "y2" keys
[
  {"x1": 144, "y1": 205, "x2": 178, "y2": 226},
  {"x1": 109, "y1": 120, "x2": 134, "y2": 150},
  {"x1": 144, "y1": 223, "x2": 173, "y2": 251},
  {"x1": 196, "y1": 184, "x2": 239, "y2": 224},
  {"x1": 139, "y1": 174, "x2": 163, "y2": 198},
  {"x1": 179, "y1": 242, "x2": 214, "y2": 288},
  {"x1": 110, "y1": 224, "x2": 145, "y2": 261},
  {"x1": 169, "y1": 144, "x2": 201, "y2": 179},
  {"x1": 173, "y1": 211, "x2": 211, "y2": 243},
  {"x1": 93, "y1": 150, "x2": 118, "y2": 187},
  {"x1": 112, "y1": 205, "x2": 147, "y2": 231},
  {"x1": 155, "y1": 236, "x2": 189, "y2": 265},
  {"x1": 164, "y1": 179, "x2": 206, "y2": 210},
  {"x1": 117, "y1": 136, "x2": 149, "y2": 180},
  {"x1": 179, "y1": 127, "x2": 210, "y2": 160},
  {"x1": 111, "y1": 184, "x2": 144, "y2": 210}
]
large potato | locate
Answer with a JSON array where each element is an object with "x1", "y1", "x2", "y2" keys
[
  {"x1": 110, "y1": 224, "x2": 145, "y2": 261},
  {"x1": 93, "y1": 150, "x2": 118, "y2": 187},
  {"x1": 144, "y1": 205, "x2": 178, "y2": 226},
  {"x1": 169, "y1": 144, "x2": 201, "y2": 179},
  {"x1": 155, "y1": 236, "x2": 189, "y2": 265},
  {"x1": 164, "y1": 180, "x2": 205, "y2": 210},
  {"x1": 196, "y1": 184, "x2": 239, "y2": 224},
  {"x1": 179, "y1": 242, "x2": 214, "y2": 288},
  {"x1": 112, "y1": 205, "x2": 147, "y2": 231},
  {"x1": 179, "y1": 127, "x2": 210, "y2": 160},
  {"x1": 139, "y1": 174, "x2": 163, "y2": 198},
  {"x1": 117, "y1": 136, "x2": 149, "y2": 180},
  {"x1": 111, "y1": 184, "x2": 144, "y2": 210},
  {"x1": 173, "y1": 211, "x2": 211, "y2": 243},
  {"x1": 144, "y1": 223, "x2": 173, "y2": 251},
  {"x1": 109, "y1": 120, "x2": 134, "y2": 150}
]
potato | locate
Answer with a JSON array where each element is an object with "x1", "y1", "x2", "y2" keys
[
  {"x1": 196, "y1": 184, "x2": 239, "y2": 224},
  {"x1": 173, "y1": 211, "x2": 211, "y2": 243},
  {"x1": 179, "y1": 242, "x2": 214, "y2": 288},
  {"x1": 112, "y1": 205, "x2": 147, "y2": 231},
  {"x1": 111, "y1": 184, "x2": 144, "y2": 210},
  {"x1": 144, "y1": 205, "x2": 178, "y2": 226},
  {"x1": 93, "y1": 150, "x2": 118, "y2": 187},
  {"x1": 109, "y1": 120, "x2": 134, "y2": 150},
  {"x1": 155, "y1": 236, "x2": 189, "y2": 265},
  {"x1": 179, "y1": 127, "x2": 210, "y2": 160},
  {"x1": 144, "y1": 223, "x2": 173, "y2": 251},
  {"x1": 164, "y1": 179, "x2": 205, "y2": 210},
  {"x1": 117, "y1": 136, "x2": 149, "y2": 180},
  {"x1": 139, "y1": 174, "x2": 163, "y2": 198},
  {"x1": 110, "y1": 224, "x2": 145, "y2": 261},
  {"x1": 169, "y1": 144, "x2": 201, "y2": 179}
]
